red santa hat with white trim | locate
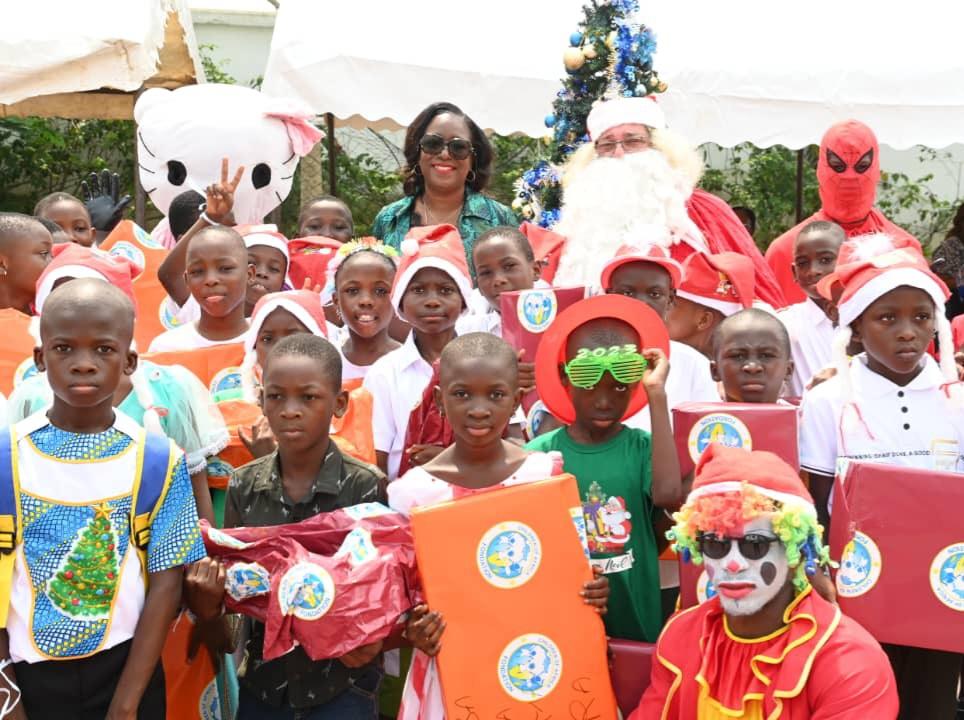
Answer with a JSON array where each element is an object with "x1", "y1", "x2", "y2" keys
[
  {"x1": 676, "y1": 251, "x2": 754, "y2": 317},
  {"x1": 392, "y1": 224, "x2": 473, "y2": 318},
  {"x1": 599, "y1": 241, "x2": 684, "y2": 290},
  {"x1": 586, "y1": 96, "x2": 667, "y2": 140},
  {"x1": 241, "y1": 289, "x2": 329, "y2": 402},
  {"x1": 237, "y1": 224, "x2": 292, "y2": 288},
  {"x1": 35, "y1": 243, "x2": 141, "y2": 314}
]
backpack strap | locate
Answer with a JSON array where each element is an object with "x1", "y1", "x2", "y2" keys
[
  {"x1": 0, "y1": 426, "x2": 20, "y2": 628},
  {"x1": 130, "y1": 430, "x2": 177, "y2": 587}
]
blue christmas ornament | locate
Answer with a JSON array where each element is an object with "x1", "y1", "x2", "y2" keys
[
  {"x1": 569, "y1": 31, "x2": 583, "y2": 47},
  {"x1": 544, "y1": 114, "x2": 556, "y2": 128}
]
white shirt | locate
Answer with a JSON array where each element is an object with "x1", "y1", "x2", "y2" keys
[
  {"x1": 778, "y1": 299, "x2": 835, "y2": 397},
  {"x1": 455, "y1": 309, "x2": 502, "y2": 337},
  {"x1": 625, "y1": 340, "x2": 720, "y2": 432},
  {"x1": 363, "y1": 333, "x2": 434, "y2": 481},
  {"x1": 800, "y1": 354, "x2": 964, "y2": 479},
  {"x1": 339, "y1": 350, "x2": 372, "y2": 383},
  {"x1": 147, "y1": 322, "x2": 248, "y2": 353}
]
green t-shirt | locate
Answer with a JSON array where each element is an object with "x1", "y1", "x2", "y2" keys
[{"x1": 526, "y1": 426, "x2": 659, "y2": 642}]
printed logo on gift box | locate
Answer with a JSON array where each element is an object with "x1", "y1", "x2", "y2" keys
[
  {"x1": 516, "y1": 289, "x2": 558, "y2": 333},
  {"x1": 696, "y1": 569, "x2": 717, "y2": 603},
  {"x1": 133, "y1": 223, "x2": 165, "y2": 250},
  {"x1": 498, "y1": 633, "x2": 563, "y2": 701},
  {"x1": 477, "y1": 521, "x2": 542, "y2": 589},
  {"x1": 158, "y1": 298, "x2": 184, "y2": 331},
  {"x1": 929, "y1": 543, "x2": 964, "y2": 611},
  {"x1": 336, "y1": 527, "x2": 379, "y2": 567},
  {"x1": 199, "y1": 678, "x2": 220, "y2": 720},
  {"x1": 107, "y1": 241, "x2": 146, "y2": 271},
  {"x1": 688, "y1": 413, "x2": 753, "y2": 462},
  {"x1": 207, "y1": 527, "x2": 251, "y2": 550},
  {"x1": 836, "y1": 531, "x2": 882, "y2": 598},
  {"x1": 225, "y1": 562, "x2": 270, "y2": 601},
  {"x1": 343, "y1": 502, "x2": 393, "y2": 520},
  {"x1": 13, "y1": 357, "x2": 38, "y2": 388},
  {"x1": 209, "y1": 367, "x2": 243, "y2": 403},
  {"x1": 278, "y1": 561, "x2": 336, "y2": 620},
  {"x1": 569, "y1": 506, "x2": 590, "y2": 560}
]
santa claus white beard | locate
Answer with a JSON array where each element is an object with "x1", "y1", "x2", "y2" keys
[{"x1": 553, "y1": 150, "x2": 702, "y2": 288}]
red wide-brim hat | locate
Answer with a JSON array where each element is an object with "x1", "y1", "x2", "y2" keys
[{"x1": 534, "y1": 294, "x2": 670, "y2": 424}]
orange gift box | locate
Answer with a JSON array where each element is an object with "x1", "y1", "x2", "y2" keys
[
  {"x1": 830, "y1": 462, "x2": 964, "y2": 653},
  {"x1": 410, "y1": 474, "x2": 617, "y2": 717},
  {"x1": 674, "y1": 402, "x2": 799, "y2": 609}
]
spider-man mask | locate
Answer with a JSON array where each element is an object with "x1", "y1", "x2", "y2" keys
[{"x1": 817, "y1": 120, "x2": 880, "y2": 224}]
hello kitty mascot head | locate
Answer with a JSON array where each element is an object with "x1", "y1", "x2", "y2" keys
[{"x1": 134, "y1": 84, "x2": 323, "y2": 248}]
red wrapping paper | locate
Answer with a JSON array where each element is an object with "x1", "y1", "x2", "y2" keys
[
  {"x1": 830, "y1": 462, "x2": 964, "y2": 653},
  {"x1": 201, "y1": 503, "x2": 420, "y2": 661}
]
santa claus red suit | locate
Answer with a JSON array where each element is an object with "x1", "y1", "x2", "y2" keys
[{"x1": 765, "y1": 120, "x2": 921, "y2": 306}]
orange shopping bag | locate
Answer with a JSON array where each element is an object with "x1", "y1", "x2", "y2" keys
[{"x1": 0, "y1": 309, "x2": 37, "y2": 395}]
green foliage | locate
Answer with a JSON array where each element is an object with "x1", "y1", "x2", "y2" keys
[
  {"x1": 326, "y1": 147, "x2": 401, "y2": 237},
  {"x1": 877, "y1": 148, "x2": 958, "y2": 252},
  {"x1": 0, "y1": 117, "x2": 134, "y2": 214},
  {"x1": 198, "y1": 43, "x2": 237, "y2": 85},
  {"x1": 488, "y1": 134, "x2": 550, "y2": 206},
  {"x1": 699, "y1": 144, "x2": 820, "y2": 249}
]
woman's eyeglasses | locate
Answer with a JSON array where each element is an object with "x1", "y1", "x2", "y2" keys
[
  {"x1": 697, "y1": 532, "x2": 780, "y2": 561},
  {"x1": 419, "y1": 134, "x2": 475, "y2": 160},
  {"x1": 594, "y1": 135, "x2": 651, "y2": 157}
]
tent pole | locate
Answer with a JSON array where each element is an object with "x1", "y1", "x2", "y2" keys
[
  {"x1": 325, "y1": 113, "x2": 337, "y2": 196},
  {"x1": 795, "y1": 148, "x2": 804, "y2": 223}
]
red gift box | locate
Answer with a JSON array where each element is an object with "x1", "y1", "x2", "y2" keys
[
  {"x1": 608, "y1": 639, "x2": 655, "y2": 716},
  {"x1": 829, "y1": 462, "x2": 964, "y2": 653},
  {"x1": 674, "y1": 402, "x2": 799, "y2": 609},
  {"x1": 500, "y1": 286, "x2": 584, "y2": 413}
]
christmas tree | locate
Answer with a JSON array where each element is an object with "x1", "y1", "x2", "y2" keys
[
  {"x1": 48, "y1": 502, "x2": 120, "y2": 618},
  {"x1": 513, "y1": 0, "x2": 666, "y2": 227}
]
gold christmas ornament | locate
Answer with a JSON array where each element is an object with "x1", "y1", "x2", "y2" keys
[
  {"x1": 583, "y1": 45, "x2": 598, "y2": 60},
  {"x1": 563, "y1": 47, "x2": 586, "y2": 71}
]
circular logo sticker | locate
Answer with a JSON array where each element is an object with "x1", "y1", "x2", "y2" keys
[
  {"x1": 516, "y1": 289, "x2": 557, "y2": 333},
  {"x1": 929, "y1": 543, "x2": 964, "y2": 611},
  {"x1": 278, "y1": 562, "x2": 336, "y2": 620},
  {"x1": 108, "y1": 241, "x2": 146, "y2": 270},
  {"x1": 199, "y1": 678, "x2": 220, "y2": 720},
  {"x1": 225, "y1": 562, "x2": 270, "y2": 601},
  {"x1": 687, "y1": 413, "x2": 752, "y2": 462},
  {"x1": 497, "y1": 634, "x2": 563, "y2": 701},
  {"x1": 696, "y1": 569, "x2": 717, "y2": 603},
  {"x1": 336, "y1": 527, "x2": 379, "y2": 567},
  {"x1": 13, "y1": 357, "x2": 38, "y2": 388},
  {"x1": 133, "y1": 223, "x2": 165, "y2": 250},
  {"x1": 836, "y1": 531, "x2": 883, "y2": 598},
  {"x1": 207, "y1": 527, "x2": 251, "y2": 550},
  {"x1": 477, "y1": 522, "x2": 542, "y2": 588},
  {"x1": 210, "y1": 367, "x2": 243, "y2": 403},
  {"x1": 158, "y1": 298, "x2": 184, "y2": 331}
]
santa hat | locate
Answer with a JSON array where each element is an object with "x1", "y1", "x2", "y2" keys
[
  {"x1": 676, "y1": 251, "x2": 754, "y2": 317},
  {"x1": 519, "y1": 223, "x2": 566, "y2": 285},
  {"x1": 238, "y1": 224, "x2": 292, "y2": 287},
  {"x1": 35, "y1": 243, "x2": 141, "y2": 314},
  {"x1": 32, "y1": 244, "x2": 162, "y2": 434},
  {"x1": 688, "y1": 443, "x2": 816, "y2": 517},
  {"x1": 586, "y1": 96, "x2": 666, "y2": 140},
  {"x1": 816, "y1": 233, "x2": 959, "y2": 439},
  {"x1": 599, "y1": 241, "x2": 684, "y2": 290},
  {"x1": 392, "y1": 224, "x2": 472, "y2": 318},
  {"x1": 241, "y1": 290, "x2": 328, "y2": 402}
]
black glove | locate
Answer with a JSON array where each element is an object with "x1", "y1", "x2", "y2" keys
[{"x1": 81, "y1": 169, "x2": 132, "y2": 233}]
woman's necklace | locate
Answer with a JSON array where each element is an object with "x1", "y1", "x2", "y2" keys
[{"x1": 422, "y1": 194, "x2": 463, "y2": 226}]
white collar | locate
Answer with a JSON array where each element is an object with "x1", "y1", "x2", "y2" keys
[{"x1": 851, "y1": 353, "x2": 945, "y2": 400}]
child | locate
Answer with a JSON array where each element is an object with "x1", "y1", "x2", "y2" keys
[
  {"x1": 0, "y1": 213, "x2": 52, "y2": 314},
  {"x1": 364, "y1": 225, "x2": 472, "y2": 480},
  {"x1": 665, "y1": 251, "x2": 755, "y2": 358},
  {"x1": 600, "y1": 243, "x2": 720, "y2": 431},
  {"x1": 711, "y1": 308, "x2": 794, "y2": 404},
  {"x1": 457, "y1": 225, "x2": 541, "y2": 336},
  {"x1": 0, "y1": 279, "x2": 204, "y2": 718},
  {"x1": 194, "y1": 333, "x2": 387, "y2": 717},
  {"x1": 800, "y1": 233, "x2": 964, "y2": 719},
  {"x1": 34, "y1": 217, "x2": 71, "y2": 245},
  {"x1": 32, "y1": 192, "x2": 95, "y2": 247},
  {"x1": 329, "y1": 240, "x2": 401, "y2": 381},
  {"x1": 778, "y1": 220, "x2": 845, "y2": 396},
  {"x1": 148, "y1": 225, "x2": 253, "y2": 352},
  {"x1": 526, "y1": 294, "x2": 681, "y2": 642},
  {"x1": 298, "y1": 195, "x2": 354, "y2": 241},
  {"x1": 389, "y1": 332, "x2": 609, "y2": 716}
]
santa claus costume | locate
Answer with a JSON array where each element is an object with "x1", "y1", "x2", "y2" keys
[{"x1": 633, "y1": 444, "x2": 897, "y2": 720}]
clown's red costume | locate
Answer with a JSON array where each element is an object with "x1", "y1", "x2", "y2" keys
[
  {"x1": 632, "y1": 444, "x2": 897, "y2": 720},
  {"x1": 765, "y1": 120, "x2": 920, "y2": 306}
]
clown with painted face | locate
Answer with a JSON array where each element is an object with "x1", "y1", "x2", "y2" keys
[
  {"x1": 766, "y1": 120, "x2": 922, "y2": 306},
  {"x1": 632, "y1": 443, "x2": 897, "y2": 720}
]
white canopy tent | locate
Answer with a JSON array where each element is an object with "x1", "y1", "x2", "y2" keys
[
  {"x1": 0, "y1": 0, "x2": 203, "y2": 120},
  {"x1": 264, "y1": 0, "x2": 964, "y2": 150}
]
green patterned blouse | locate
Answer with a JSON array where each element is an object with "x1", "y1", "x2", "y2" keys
[{"x1": 371, "y1": 190, "x2": 518, "y2": 276}]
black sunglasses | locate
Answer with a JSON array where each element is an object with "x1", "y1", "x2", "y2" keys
[
  {"x1": 697, "y1": 532, "x2": 780, "y2": 561},
  {"x1": 419, "y1": 133, "x2": 475, "y2": 161}
]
